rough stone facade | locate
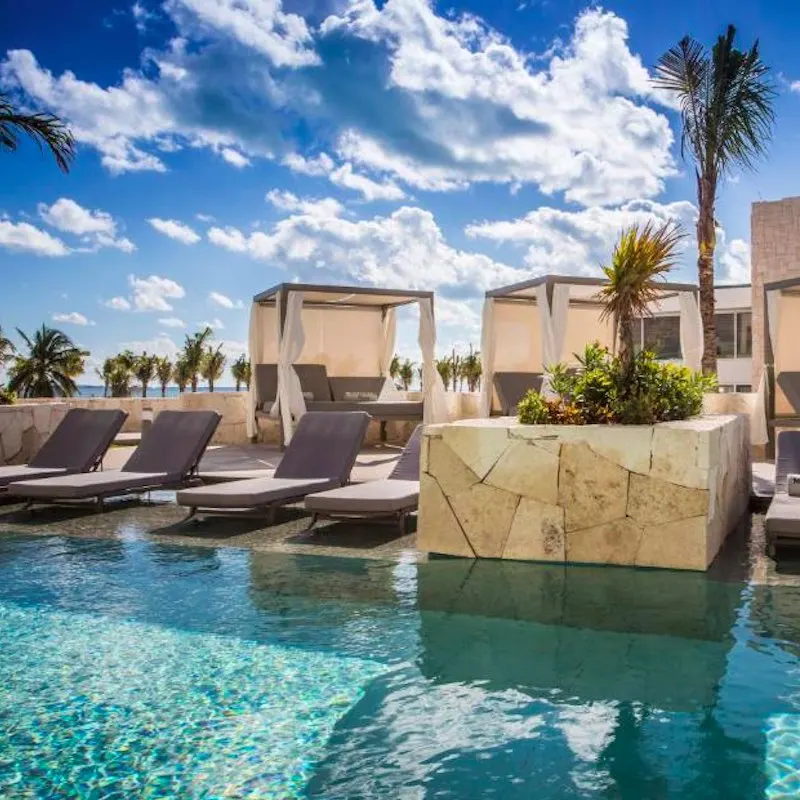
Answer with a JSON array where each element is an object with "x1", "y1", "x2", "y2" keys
[
  {"x1": 418, "y1": 415, "x2": 750, "y2": 572},
  {"x1": 751, "y1": 196, "x2": 800, "y2": 385},
  {"x1": 0, "y1": 403, "x2": 69, "y2": 465}
]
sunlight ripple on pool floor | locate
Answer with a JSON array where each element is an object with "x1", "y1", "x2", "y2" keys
[{"x1": 0, "y1": 602, "x2": 388, "y2": 798}]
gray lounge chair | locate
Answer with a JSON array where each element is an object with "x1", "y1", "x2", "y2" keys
[
  {"x1": 304, "y1": 424, "x2": 423, "y2": 533},
  {"x1": 7, "y1": 410, "x2": 221, "y2": 508},
  {"x1": 493, "y1": 372, "x2": 544, "y2": 415},
  {"x1": 176, "y1": 411, "x2": 370, "y2": 520},
  {"x1": 0, "y1": 408, "x2": 127, "y2": 492},
  {"x1": 766, "y1": 430, "x2": 800, "y2": 556}
]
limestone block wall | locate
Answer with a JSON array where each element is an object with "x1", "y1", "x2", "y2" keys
[
  {"x1": 0, "y1": 403, "x2": 69, "y2": 465},
  {"x1": 418, "y1": 415, "x2": 750, "y2": 572},
  {"x1": 751, "y1": 196, "x2": 800, "y2": 385}
]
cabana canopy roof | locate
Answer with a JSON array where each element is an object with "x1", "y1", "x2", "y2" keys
[
  {"x1": 253, "y1": 283, "x2": 433, "y2": 309},
  {"x1": 486, "y1": 274, "x2": 698, "y2": 302}
]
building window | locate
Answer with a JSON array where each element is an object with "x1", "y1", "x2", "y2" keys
[
  {"x1": 642, "y1": 317, "x2": 681, "y2": 360},
  {"x1": 736, "y1": 384, "x2": 752, "y2": 393},
  {"x1": 716, "y1": 313, "x2": 736, "y2": 357},
  {"x1": 737, "y1": 312, "x2": 752, "y2": 357}
]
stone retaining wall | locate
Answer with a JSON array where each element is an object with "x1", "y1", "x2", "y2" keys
[
  {"x1": 0, "y1": 403, "x2": 69, "y2": 465},
  {"x1": 418, "y1": 415, "x2": 751, "y2": 572}
]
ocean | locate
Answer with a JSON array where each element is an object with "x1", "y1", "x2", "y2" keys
[{"x1": 76, "y1": 386, "x2": 243, "y2": 398}]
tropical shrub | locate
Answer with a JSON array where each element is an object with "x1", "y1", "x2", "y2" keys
[{"x1": 0, "y1": 386, "x2": 15, "y2": 405}]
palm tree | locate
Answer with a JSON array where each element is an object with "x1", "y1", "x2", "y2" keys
[
  {"x1": 173, "y1": 357, "x2": 191, "y2": 393},
  {"x1": 0, "y1": 90, "x2": 76, "y2": 172},
  {"x1": 7, "y1": 325, "x2": 84, "y2": 397},
  {"x1": 96, "y1": 358, "x2": 115, "y2": 397},
  {"x1": 201, "y1": 344, "x2": 226, "y2": 392},
  {"x1": 0, "y1": 325, "x2": 15, "y2": 367},
  {"x1": 436, "y1": 357, "x2": 454, "y2": 391},
  {"x1": 599, "y1": 222, "x2": 684, "y2": 376},
  {"x1": 231, "y1": 353, "x2": 251, "y2": 391},
  {"x1": 133, "y1": 353, "x2": 157, "y2": 398},
  {"x1": 183, "y1": 327, "x2": 213, "y2": 392},
  {"x1": 155, "y1": 356, "x2": 172, "y2": 397},
  {"x1": 460, "y1": 345, "x2": 482, "y2": 392},
  {"x1": 389, "y1": 354, "x2": 401, "y2": 386},
  {"x1": 108, "y1": 351, "x2": 135, "y2": 397},
  {"x1": 398, "y1": 358, "x2": 415, "y2": 391},
  {"x1": 654, "y1": 26, "x2": 775, "y2": 374}
]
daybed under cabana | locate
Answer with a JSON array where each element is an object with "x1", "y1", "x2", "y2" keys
[
  {"x1": 753, "y1": 277, "x2": 800, "y2": 458},
  {"x1": 246, "y1": 283, "x2": 449, "y2": 443},
  {"x1": 479, "y1": 274, "x2": 703, "y2": 416}
]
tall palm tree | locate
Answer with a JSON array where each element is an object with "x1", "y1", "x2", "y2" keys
[
  {"x1": 599, "y1": 222, "x2": 684, "y2": 376},
  {"x1": 155, "y1": 356, "x2": 173, "y2": 397},
  {"x1": 461, "y1": 345, "x2": 482, "y2": 392},
  {"x1": 398, "y1": 358, "x2": 415, "y2": 391},
  {"x1": 173, "y1": 357, "x2": 191, "y2": 393},
  {"x1": 7, "y1": 325, "x2": 84, "y2": 397},
  {"x1": 96, "y1": 357, "x2": 115, "y2": 397},
  {"x1": 654, "y1": 25, "x2": 775, "y2": 374},
  {"x1": 133, "y1": 353, "x2": 158, "y2": 398},
  {"x1": 201, "y1": 344, "x2": 226, "y2": 393},
  {"x1": 0, "y1": 325, "x2": 15, "y2": 367},
  {"x1": 230, "y1": 353, "x2": 250, "y2": 391},
  {"x1": 0, "y1": 90, "x2": 76, "y2": 172},
  {"x1": 108, "y1": 351, "x2": 135, "y2": 397},
  {"x1": 183, "y1": 327, "x2": 213, "y2": 392}
]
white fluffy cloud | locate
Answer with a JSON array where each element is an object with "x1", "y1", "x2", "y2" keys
[
  {"x1": 199, "y1": 317, "x2": 225, "y2": 330},
  {"x1": 52, "y1": 311, "x2": 93, "y2": 326},
  {"x1": 104, "y1": 296, "x2": 132, "y2": 311},
  {"x1": 147, "y1": 217, "x2": 201, "y2": 244},
  {"x1": 718, "y1": 238, "x2": 751, "y2": 284},
  {"x1": 791, "y1": 80, "x2": 800, "y2": 93},
  {"x1": 209, "y1": 291, "x2": 243, "y2": 309},
  {"x1": 1, "y1": 4, "x2": 676, "y2": 205},
  {"x1": 38, "y1": 198, "x2": 135, "y2": 252},
  {"x1": 0, "y1": 220, "x2": 69, "y2": 256},
  {"x1": 118, "y1": 334, "x2": 180, "y2": 359},
  {"x1": 128, "y1": 274, "x2": 186, "y2": 311},
  {"x1": 158, "y1": 316, "x2": 186, "y2": 327},
  {"x1": 208, "y1": 194, "x2": 526, "y2": 292}
]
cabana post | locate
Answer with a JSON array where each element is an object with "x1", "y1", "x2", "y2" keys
[
  {"x1": 246, "y1": 283, "x2": 448, "y2": 442},
  {"x1": 480, "y1": 274, "x2": 701, "y2": 417}
]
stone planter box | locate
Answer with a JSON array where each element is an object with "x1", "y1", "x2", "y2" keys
[{"x1": 418, "y1": 415, "x2": 751, "y2": 572}]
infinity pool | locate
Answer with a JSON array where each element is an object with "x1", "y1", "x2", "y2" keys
[{"x1": 1, "y1": 532, "x2": 800, "y2": 798}]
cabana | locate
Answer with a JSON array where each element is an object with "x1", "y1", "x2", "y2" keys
[
  {"x1": 246, "y1": 283, "x2": 449, "y2": 442},
  {"x1": 479, "y1": 274, "x2": 702, "y2": 416},
  {"x1": 754, "y1": 278, "x2": 800, "y2": 457}
]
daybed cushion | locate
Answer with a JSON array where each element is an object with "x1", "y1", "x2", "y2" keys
[
  {"x1": 255, "y1": 364, "x2": 278, "y2": 407},
  {"x1": 294, "y1": 364, "x2": 333, "y2": 401},
  {"x1": 0, "y1": 465, "x2": 68, "y2": 489},
  {"x1": 306, "y1": 479, "x2": 419, "y2": 514},
  {"x1": 329, "y1": 377, "x2": 385, "y2": 402},
  {"x1": 7, "y1": 471, "x2": 171, "y2": 500},
  {"x1": 305, "y1": 400, "x2": 424, "y2": 419},
  {"x1": 177, "y1": 477, "x2": 338, "y2": 509}
]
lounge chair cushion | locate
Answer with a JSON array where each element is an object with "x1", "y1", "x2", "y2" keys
[
  {"x1": 306, "y1": 479, "x2": 419, "y2": 514},
  {"x1": 493, "y1": 372, "x2": 543, "y2": 415},
  {"x1": 294, "y1": 364, "x2": 333, "y2": 401},
  {"x1": 766, "y1": 494, "x2": 800, "y2": 536},
  {"x1": 0, "y1": 465, "x2": 68, "y2": 489},
  {"x1": 389, "y1": 424, "x2": 423, "y2": 481},
  {"x1": 177, "y1": 477, "x2": 338, "y2": 509},
  {"x1": 30, "y1": 408, "x2": 127, "y2": 471},
  {"x1": 7, "y1": 471, "x2": 170, "y2": 500}
]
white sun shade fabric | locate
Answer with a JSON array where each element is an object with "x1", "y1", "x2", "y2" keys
[
  {"x1": 379, "y1": 307, "x2": 400, "y2": 399},
  {"x1": 536, "y1": 282, "x2": 570, "y2": 396},
  {"x1": 753, "y1": 289, "x2": 783, "y2": 445},
  {"x1": 678, "y1": 291, "x2": 703, "y2": 372},
  {"x1": 419, "y1": 297, "x2": 449, "y2": 423},
  {"x1": 246, "y1": 299, "x2": 280, "y2": 439},
  {"x1": 479, "y1": 297, "x2": 495, "y2": 417},
  {"x1": 271, "y1": 291, "x2": 307, "y2": 444}
]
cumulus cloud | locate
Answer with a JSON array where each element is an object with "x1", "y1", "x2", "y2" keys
[
  {"x1": 128, "y1": 274, "x2": 186, "y2": 311},
  {"x1": 209, "y1": 291, "x2": 244, "y2": 309},
  {"x1": 38, "y1": 197, "x2": 135, "y2": 252},
  {"x1": 718, "y1": 237, "x2": 751, "y2": 284},
  {"x1": 118, "y1": 333, "x2": 180, "y2": 359},
  {"x1": 158, "y1": 316, "x2": 186, "y2": 327},
  {"x1": 52, "y1": 311, "x2": 93, "y2": 326},
  {"x1": 147, "y1": 217, "x2": 201, "y2": 244},
  {"x1": 791, "y1": 80, "x2": 800, "y2": 93},
  {"x1": 199, "y1": 317, "x2": 225, "y2": 329},
  {"x1": 104, "y1": 296, "x2": 132, "y2": 311},
  {"x1": 208, "y1": 194, "x2": 526, "y2": 292},
  {"x1": 1, "y1": 4, "x2": 676, "y2": 205},
  {"x1": 0, "y1": 220, "x2": 69, "y2": 256}
]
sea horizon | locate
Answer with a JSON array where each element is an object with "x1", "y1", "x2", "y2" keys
[{"x1": 76, "y1": 385, "x2": 244, "y2": 398}]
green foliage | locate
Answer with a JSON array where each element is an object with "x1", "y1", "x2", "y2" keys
[
  {"x1": 231, "y1": 354, "x2": 251, "y2": 392},
  {"x1": 7, "y1": 325, "x2": 84, "y2": 398},
  {"x1": 183, "y1": 327, "x2": 214, "y2": 392},
  {"x1": 0, "y1": 386, "x2": 16, "y2": 405},
  {"x1": 173, "y1": 357, "x2": 191, "y2": 393},
  {"x1": 133, "y1": 353, "x2": 158, "y2": 398},
  {"x1": 201, "y1": 344, "x2": 227, "y2": 392},
  {"x1": 398, "y1": 358, "x2": 415, "y2": 390},
  {"x1": 518, "y1": 343, "x2": 715, "y2": 426},
  {"x1": 155, "y1": 356, "x2": 173, "y2": 397}
]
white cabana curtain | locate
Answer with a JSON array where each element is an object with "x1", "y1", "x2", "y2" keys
[
  {"x1": 753, "y1": 289, "x2": 782, "y2": 446},
  {"x1": 419, "y1": 297, "x2": 449, "y2": 424},
  {"x1": 536, "y1": 283, "x2": 571, "y2": 397},
  {"x1": 378, "y1": 307, "x2": 401, "y2": 399},
  {"x1": 478, "y1": 297, "x2": 495, "y2": 417},
  {"x1": 246, "y1": 302, "x2": 265, "y2": 439},
  {"x1": 678, "y1": 291, "x2": 703, "y2": 372},
  {"x1": 271, "y1": 291, "x2": 307, "y2": 444}
]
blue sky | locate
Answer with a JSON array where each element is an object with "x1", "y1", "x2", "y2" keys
[{"x1": 1, "y1": 0, "x2": 799, "y2": 382}]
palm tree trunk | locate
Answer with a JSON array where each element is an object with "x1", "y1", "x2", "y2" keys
[
  {"x1": 235, "y1": 378, "x2": 241, "y2": 392},
  {"x1": 618, "y1": 312, "x2": 635, "y2": 376},
  {"x1": 142, "y1": 384, "x2": 147, "y2": 398},
  {"x1": 209, "y1": 379, "x2": 215, "y2": 393},
  {"x1": 697, "y1": 174, "x2": 717, "y2": 375}
]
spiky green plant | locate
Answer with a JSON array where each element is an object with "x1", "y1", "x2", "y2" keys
[
  {"x1": 183, "y1": 327, "x2": 213, "y2": 392},
  {"x1": 155, "y1": 356, "x2": 173, "y2": 397},
  {"x1": 230, "y1": 353, "x2": 251, "y2": 391},
  {"x1": 7, "y1": 325, "x2": 83, "y2": 397},
  {"x1": 202, "y1": 344, "x2": 226, "y2": 392}
]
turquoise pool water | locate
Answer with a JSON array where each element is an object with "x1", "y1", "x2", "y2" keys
[{"x1": 1, "y1": 534, "x2": 800, "y2": 798}]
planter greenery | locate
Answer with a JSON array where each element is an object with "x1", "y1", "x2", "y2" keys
[
  {"x1": 0, "y1": 387, "x2": 15, "y2": 405},
  {"x1": 518, "y1": 221, "x2": 715, "y2": 426}
]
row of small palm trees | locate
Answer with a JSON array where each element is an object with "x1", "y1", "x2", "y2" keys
[
  {"x1": 98, "y1": 327, "x2": 251, "y2": 398},
  {"x1": 389, "y1": 346, "x2": 482, "y2": 393}
]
